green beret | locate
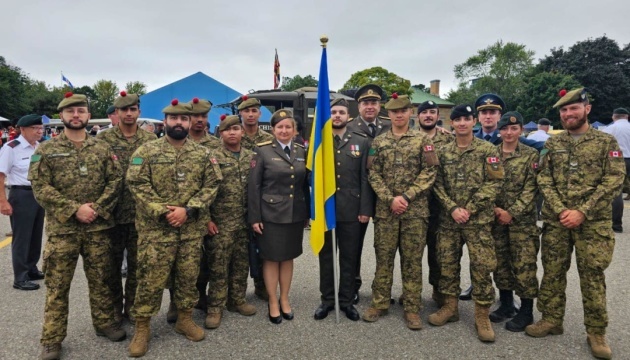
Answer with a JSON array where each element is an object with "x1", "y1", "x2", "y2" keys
[
  {"x1": 106, "y1": 105, "x2": 116, "y2": 115},
  {"x1": 613, "y1": 108, "x2": 629, "y2": 115},
  {"x1": 17, "y1": 114, "x2": 43, "y2": 127},
  {"x1": 355, "y1": 84, "x2": 385, "y2": 102},
  {"x1": 162, "y1": 99, "x2": 193, "y2": 115},
  {"x1": 189, "y1": 98, "x2": 212, "y2": 114},
  {"x1": 498, "y1": 111, "x2": 524, "y2": 129},
  {"x1": 330, "y1": 98, "x2": 349, "y2": 108},
  {"x1": 218, "y1": 114, "x2": 241, "y2": 131},
  {"x1": 553, "y1": 88, "x2": 588, "y2": 109},
  {"x1": 270, "y1": 109, "x2": 293, "y2": 127},
  {"x1": 113, "y1": 91, "x2": 140, "y2": 108},
  {"x1": 57, "y1": 92, "x2": 88, "y2": 111},
  {"x1": 384, "y1": 93, "x2": 412, "y2": 110},
  {"x1": 237, "y1": 95, "x2": 261, "y2": 111}
]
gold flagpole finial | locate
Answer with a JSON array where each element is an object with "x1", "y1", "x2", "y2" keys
[{"x1": 320, "y1": 35, "x2": 329, "y2": 48}]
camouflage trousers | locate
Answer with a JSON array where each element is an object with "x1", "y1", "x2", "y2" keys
[
  {"x1": 538, "y1": 222, "x2": 614, "y2": 335},
  {"x1": 40, "y1": 231, "x2": 116, "y2": 345},
  {"x1": 131, "y1": 236, "x2": 202, "y2": 318},
  {"x1": 437, "y1": 224, "x2": 497, "y2": 306},
  {"x1": 107, "y1": 223, "x2": 138, "y2": 313},
  {"x1": 207, "y1": 226, "x2": 250, "y2": 309},
  {"x1": 491, "y1": 222, "x2": 540, "y2": 298},
  {"x1": 371, "y1": 217, "x2": 427, "y2": 313}
]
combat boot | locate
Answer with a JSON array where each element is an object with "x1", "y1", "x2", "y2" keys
[
  {"x1": 129, "y1": 317, "x2": 151, "y2": 358},
  {"x1": 428, "y1": 295, "x2": 459, "y2": 326},
  {"x1": 587, "y1": 333, "x2": 612, "y2": 359},
  {"x1": 361, "y1": 307, "x2": 388, "y2": 322},
  {"x1": 174, "y1": 309, "x2": 205, "y2": 342},
  {"x1": 525, "y1": 319, "x2": 564, "y2": 337},
  {"x1": 227, "y1": 302, "x2": 257, "y2": 316},
  {"x1": 489, "y1": 289, "x2": 519, "y2": 323},
  {"x1": 166, "y1": 301, "x2": 178, "y2": 323},
  {"x1": 95, "y1": 324, "x2": 127, "y2": 341},
  {"x1": 40, "y1": 343, "x2": 62, "y2": 360},
  {"x1": 205, "y1": 308, "x2": 222, "y2": 329},
  {"x1": 474, "y1": 303, "x2": 495, "y2": 342},
  {"x1": 404, "y1": 312, "x2": 423, "y2": 330},
  {"x1": 432, "y1": 286, "x2": 445, "y2": 308},
  {"x1": 506, "y1": 298, "x2": 533, "y2": 332}
]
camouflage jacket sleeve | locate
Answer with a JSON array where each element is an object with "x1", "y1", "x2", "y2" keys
[
  {"x1": 403, "y1": 138, "x2": 438, "y2": 202},
  {"x1": 433, "y1": 157, "x2": 458, "y2": 214},
  {"x1": 576, "y1": 138, "x2": 626, "y2": 220},
  {"x1": 465, "y1": 146, "x2": 503, "y2": 216},
  {"x1": 536, "y1": 147, "x2": 567, "y2": 217},
  {"x1": 28, "y1": 148, "x2": 81, "y2": 223},
  {"x1": 367, "y1": 137, "x2": 395, "y2": 206},
  {"x1": 91, "y1": 147, "x2": 123, "y2": 219},
  {"x1": 186, "y1": 150, "x2": 223, "y2": 217},
  {"x1": 359, "y1": 138, "x2": 374, "y2": 217},
  {"x1": 248, "y1": 147, "x2": 264, "y2": 224},
  {"x1": 506, "y1": 152, "x2": 539, "y2": 219},
  {"x1": 126, "y1": 146, "x2": 171, "y2": 221}
]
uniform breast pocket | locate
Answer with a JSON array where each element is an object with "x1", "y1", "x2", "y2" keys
[
  {"x1": 262, "y1": 194, "x2": 285, "y2": 205},
  {"x1": 150, "y1": 162, "x2": 176, "y2": 180}
]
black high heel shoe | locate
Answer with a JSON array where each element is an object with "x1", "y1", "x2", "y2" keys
[
  {"x1": 280, "y1": 301, "x2": 294, "y2": 320},
  {"x1": 268, "y1": 303, "x2": 282, "y2": 324}
]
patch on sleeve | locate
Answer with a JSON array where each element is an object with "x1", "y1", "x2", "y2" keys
[
  {"x1": 486, "y1": 157, "x2": 500, "y2": 164},
  {"x1": 111, "y1": 154, "x2": 118, "y2": 161},
  {"x1": 131, "y1": 157, "x2": 144, "y2": 165},
  {"x1": 250, "y1": 159, "x2": 257, "y2": 168},
  {"x1": 30, "y1": 154, "x2": 42, "y2": 163},
  {"x1": 609, "y1": 150, "x2": 623, "y2": 158},
  {"x1": 210, "y1": 157, "x2": 218, "y2": 164},
  {"x1": 368, "y1": 147, "x2": 377, "y2": 156},
  {"x1": 423, "y1": 145, "x2": 439, "y2": 166},
  {"x1": 532, "y1": 162, "x2": 539, "y2": 170}
]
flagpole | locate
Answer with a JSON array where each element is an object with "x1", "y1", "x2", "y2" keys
[{"x1": 332, "y1": 229, "x2": 340, "y2": 323}]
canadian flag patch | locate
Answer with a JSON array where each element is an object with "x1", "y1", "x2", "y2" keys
[
  {"x1": 211, "y1": 157, "x2": 218, "y2": 164},
  {"x1": 424, "y1": 145, "x2": 434, "y2": 152},
  {"x1": 487, "y1": 157, "x2": 499, "y2": 164},
  {"x1": 111, "y1": 154, "x2": 118, "y2": 161},
  {"x1": 532, "y1": 162, "x2": 539, "y2": 169},
  {"x1": 609, "y1": 150, "x2": 622, "y2": 158}
]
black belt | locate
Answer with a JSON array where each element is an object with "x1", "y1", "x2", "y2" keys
[{"x1": 10, "y1": 185, "x2": 32, "y2": 190}]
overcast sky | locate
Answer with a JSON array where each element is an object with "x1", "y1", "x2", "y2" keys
[{"x1": 2, "y1": 0, "x2": 628, "y2": 98}]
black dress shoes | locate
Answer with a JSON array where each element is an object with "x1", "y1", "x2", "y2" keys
[
  {"x1": 280, "y1": 302, "x2": 294, "y2": 320},
  {"x1": 341, "y1": 305, "x2": 360, "y2": 321},
  {"x1": 459, "y1": 285, "x2": 473, "y2": 301},
  {"x1": 268, "y1": 304, "x2": 282, "y2": 324},
  {"x1": 13, "y1": 280, "x2": 40, "y2": 290},
  {"x1": 314, "y1": 304, "x2": 334, "y2": 320},
  {"x1": 28, "y1": 270, "x2": 45, "y2": 280}
]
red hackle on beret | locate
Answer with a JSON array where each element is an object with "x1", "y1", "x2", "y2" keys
[
  {"x1": 241, "y1": 95, "x2": 248, "y2": 101},
  {"x1": 392, "y1": 93, "x2": 398, "y2": 99},
  {"x1": 65, "y1": 92, "x2": 73, "y2": 98},
  {"x1": 171, "y1": 99, "x2": 179, "y2": 106},
  {"x1": 559, "y1": 89, "x2": 567, "y2": 97},
  {"x1": 220, "y1": 114, "x2": 226, "y2": 121},
  {"x1": 120, "y1": 91, "x2": 127, "y2": 97},
  {"x1": 193, "y1": 97, "x2": 199, "y2": 104}
]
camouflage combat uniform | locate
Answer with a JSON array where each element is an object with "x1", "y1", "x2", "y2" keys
[
  {"x1": 368, "y1": 128, "x2": 438, "y2": 313},
  {"x1": 206, "y1": 146, "x2": 254, "y2": 312},
  {"x1": 492, "y1": 143, "x2": 539, "y2": 298},
  {"x1": 191, "y1": 133, "x2": 221, "y2": 150},
  {"x1": 28, "y1": 132, "x2": 122, "y2": 345},
  {"x1": 537, "y1": 127, "x2": 625, "y2": 334},
  {"x1": 241, "y1": 128, "x2": 274, "y2": 151},
  {"x1": 433, "y1": 137, "x2": 503, "y2": 305},
  {"x1": 127, "y1": 137, "x2": 222, "y2": 317},
  {"x1": 97, "y1": 125, "x2": 157, "y2": 317}
]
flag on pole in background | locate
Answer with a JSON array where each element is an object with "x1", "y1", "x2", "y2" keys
[
  {"x1": 306, "y1": 43, "x2": 336, "y2": 255},
  {"x1": 61, "y1": 73, "x2": 74, "y2": 89},
  {"x1": 274, "y1": 49, "x2": 281, "y2": 89}
]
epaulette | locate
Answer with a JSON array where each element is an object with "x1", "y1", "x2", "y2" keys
[
  {"x1": 256, "y1": 141, "x2": 273, "y2": 146},
  {"x1": 352, "y1": 131, "x2": 367, "y2": 138},
  {"x1": 7, "y1": 139, "x2": 20, "y2": 148},
  {"x1": 295, "y1": 143, "x2": 305, "y2": 148}
]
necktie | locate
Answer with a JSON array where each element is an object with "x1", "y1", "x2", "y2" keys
[
  {"x1": 284, "y1": 146, "x2": 291, "y2": 158},
  {"x1": 334, "y1": 135, "x2": 341, "y2": 146},
  {"x1": 484, "y1": 134, "x2": 491, "y2": 141},
  {"x1": 368, "y1": 123, "x2": 376, "y2": 136}
]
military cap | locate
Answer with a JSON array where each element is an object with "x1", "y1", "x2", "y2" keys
[
  {"x1": 417, "y1": 100, "x2": 438, "y2": 113},
  {"x1": 189, "y1": 97, "x2": 212, "y2": 114},
  {"x1": 237, "y1": 95, "x2": 261, "y2": 111},
  {"x1": 383, "y1": 93, "x2": 412, "y2": 110},
  {"x1": 113, "y1": 91, "x2": 140, "y2": 108},
  {"x1": 450, "y1": 104, "x2": 475, "y2": 120},
  {"x1": 16, "y1": 114, "x2": 43, "y2": 127},
  {"x1": 553, "y1": 88, "x2": 588, "y2": 109},
  {"x1": 474, "y1": 93, "x2": 506, "y2": 113},
  {"x1": 354, "y1": 84, "x2": 385, "y2": 102},
  {"x1": 498, "y1": 111, "x2": 523, "y2": 129},
  {"x1": 162, "y1": 99, "x2": 193, "y2": 115},
  {"x1": 613, "y1": 107, "x2": 629, "y2": 115},
  {"x1": 270, "y1": 109, "x2": 293, "y2": 127},
  {"x1": 218, "y1": 114, "x2": 241, "y2": 131},
  {"x1": 538, "y1": 118, "x2": 551, "y2": 125},
  {"x1": 106, "y1": 105, "x2": 116, "y2": 115},
  {"x1": 57, "y1": 92, "x2": 88, "y2": 111},
  {"x1": 330, "y1": 98, "x2": 349, "y2": 108}
]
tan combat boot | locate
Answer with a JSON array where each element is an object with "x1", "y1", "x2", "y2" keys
[
  {"x1": 525, "y1": 319, "x2": 564, "y2": 338},
  {"x1": 40, "y1": 343, "x2": 62, "y2": 360},
  {"x1": 129, "y1": 317, "x2": 151, "y2": 358},
  {"x1": 205, "y1": 308, "x2": 222, "y2": 329},
  {"x1": 174, "y1": 309, "x2": 205, "y2": 341},
  {"x1": 404, "y1": 312, "x2": 423, "y2": 330},
  {"x1": 361, "y1": 307, "x2": 388, "y2": 322},
  {"x1": 587, "y1": 334, "x2": 612, "y2": 359},
  {"x1": 428, "y1": 295, "x2": 459, "y2": 326},
  {"x1": 432, "y1": 286, "x2": 445, "y2": 308},
  {"x1": 227, "y1": 302, "x2": 257, "y2": 316},
  {"x1": 166, "y1": 301, "x2": 177, "y2": 323},
  {"x1": 474, "y1": 303, "x2": 495, "y2": 342}
]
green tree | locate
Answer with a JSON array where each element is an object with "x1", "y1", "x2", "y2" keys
[
  {"x1": 92, "y1": 79, "x2": 119, "y2": 118},
  {"x1": 411, "y1": 84, "x2": 430, "y2": 93},
  {"x1": 280, "y1": 75, "x2": 318, "y2": 91},
  {"x1": 24, "y1": 81, "x2": 64, "y2": 117},
  {"x1": 125, "y1": 81, "x2": 147, "y2": 95},
  {"x1": 340, "y1": 66, "x2": 412, "y2": 96},
  {"x1": 0, "y1": 56, "x2": 30, "y2": 121}
]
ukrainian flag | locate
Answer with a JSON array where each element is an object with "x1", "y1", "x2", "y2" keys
[{"x1": 306, "y1": 44, "x2": 336, "y2": 255}]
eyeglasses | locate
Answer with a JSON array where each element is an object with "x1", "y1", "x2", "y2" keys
[{"x1": 28, "y1": 126, "x2": 45, "y2": 132}]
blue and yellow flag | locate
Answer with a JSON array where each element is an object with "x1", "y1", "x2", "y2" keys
[{"x1": 306, "y1": 45, "x2": 336, "y2": 255}]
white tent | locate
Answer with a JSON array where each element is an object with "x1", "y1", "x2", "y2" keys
[{"x1": 0, "y1": 116, "x2": 10, "y2": 123}]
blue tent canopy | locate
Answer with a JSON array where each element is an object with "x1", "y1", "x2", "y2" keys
[
  {"x1": 591, "y1": 121, "x2": 606, "y2": 129},
  {"x1": 523, "y1": 121, "x2": 538, "y2": 131},
  {"x1": 139, "y1": 72, "x2": 272, "y2": 130}
]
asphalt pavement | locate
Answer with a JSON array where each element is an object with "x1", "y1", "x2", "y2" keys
[{"x1": 0, "y1": 208, "x2": 628, "y2": 359}]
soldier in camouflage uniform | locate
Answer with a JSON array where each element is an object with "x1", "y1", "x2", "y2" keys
[
  {"x1": 361, "y1": 94, "x2": 438, "y2": 330},
  {"x1": 204, "y1": 114, "x2": 256, "y2": 329},
  {"x1": 429, "y1": 104, "x2": 503, "y2": 343},
  {"x1": 30, "y1": 92, "x2": 125, "y2": 360},
  {"x1": 126, "y1": 99, "x2": 222, "y2": 358},
  {"x1": 237, "y1": 95, "x2": 274, "y2": 300},
  {"x1": 526, "y1": 88, "x2": 625, "y2": 360},
  {"x1": 489, "y1": 111, "x2": 540, "y2": 332},
  {"x1": 97, "y1": 91, "x2": 157, "y2": 325}
]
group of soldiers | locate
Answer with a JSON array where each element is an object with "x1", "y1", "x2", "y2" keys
[{"x1": 4, "y1": 82, "x2": 622, "y2": 360}]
